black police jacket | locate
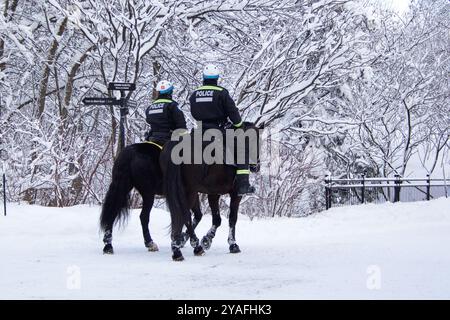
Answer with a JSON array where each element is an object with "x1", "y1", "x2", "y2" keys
[
  {"x1": 189, "y1": 83, "x2": 242, "y2": 129},
  {"x1": 145, "y1": 94, "x2": 187, "y2": 139}
]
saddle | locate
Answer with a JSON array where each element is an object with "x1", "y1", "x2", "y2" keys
[{"x1": 188, "y1": 130, "x2": 237, "y2": 180}]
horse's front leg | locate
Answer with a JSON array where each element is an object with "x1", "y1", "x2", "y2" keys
[
  {"x1": 228, "y1": 192, "x2": 242, "y2": 253},
  {"x1": 181, "y1": 195, "x2": 203, "y2": 248},
  {"x1": 201, "y1": 194, "x2": 221, "y2": 250}
]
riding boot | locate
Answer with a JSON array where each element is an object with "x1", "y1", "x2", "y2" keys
[{"x1": 234, "y1": 170, "x2": 255, "y2": 196}]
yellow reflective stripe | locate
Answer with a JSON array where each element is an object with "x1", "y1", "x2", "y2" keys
[
  {"x1": 236, "y1": 169, "x2": 250, "y2": 175},
  {"x1": 154, "y1": 99, "x2": 172, "y2": 103},
  {"x1": 197, "y1": 85, "x2": 223, "y2": 91},
  {"x1": 233, "y1": 121, "x2": 243, "y2": 128},
  {"x1": 144, "y1": 141, "x2": 163, "y2": 150}
]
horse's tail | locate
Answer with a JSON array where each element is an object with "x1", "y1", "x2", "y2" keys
[
  {"x1": 164, "y1": 142, "x2": 190, "y2": 237},
  {"x1": 100, "y1": 148, "x2": 133, "y2": 232}
]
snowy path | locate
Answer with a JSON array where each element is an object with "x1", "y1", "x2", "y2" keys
[{"x1": 1, "y1": 198, "x2": 449, "y2": 299}]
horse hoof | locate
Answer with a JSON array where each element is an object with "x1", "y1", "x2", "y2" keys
[
  {"x1": 146, "y1": 241, "x2": 159, "y2": 252},
  {"x1": 103, "y1": 244, "x2": 114, "y2": 255},
  {"x1": 173, "y1": 255, "x2": 185, "y2": 261},
  {"x1": 201, "y1": 236, "x2": 212, "y2": 250},
  {"x1": 172, "y1": 248, "x2": 184, "y2": 261},
  {"x1": 194, "y1": 245, "x2": 205, "y2": 256},
  {"x1": 172, "y1": 254, "x2": 184, "y2": 261},
  {"x1": 229, "y1": 244, "x2": 241, "y2": 254}
]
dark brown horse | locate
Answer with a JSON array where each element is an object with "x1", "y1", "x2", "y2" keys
[
  {"x1": 161, "y1": 122, "x2": 261, "y2": 261},
  {"x1": 99, "y1": 142, "x2": 203, "y2": 255}
]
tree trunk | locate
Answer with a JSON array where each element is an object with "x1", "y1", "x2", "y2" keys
[
  {"x1": 0, "y1": 0, "x2": 20, "y2": 72},
  {"x1": 37, "y1": 16, "x2": 68, "y2": 117}
]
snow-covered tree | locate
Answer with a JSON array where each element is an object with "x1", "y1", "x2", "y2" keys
[{"x1": 0, "y1": 0, "x2": 447, "y2": 214}]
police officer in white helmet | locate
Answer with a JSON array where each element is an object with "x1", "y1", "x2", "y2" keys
[
  {"x1": 189, "y1": 64, "x2": 255, "y2": 196},
  {"x1": 145, "y1": 80, "x2": 187, "y2": 147}
]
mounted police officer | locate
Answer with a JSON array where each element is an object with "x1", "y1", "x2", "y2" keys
[
  {"x1": 189, "y1": 64, "x2": 255, "y2": 196},
  {"x1": 145, "y1": 80, "x2": 187, "y2": 147}
]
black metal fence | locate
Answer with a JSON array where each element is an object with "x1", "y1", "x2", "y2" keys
[
  {"x1": 1, "y1": 173, "x2": 5, "y2": 216},
  {"x1": 324, "y1": 174, "x2": 449, "y2": 210}
]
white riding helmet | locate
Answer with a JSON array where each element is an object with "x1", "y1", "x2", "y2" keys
[
  {"x1": 156, "y1": 80, "x2": 173, "y2": 94},
  {"x1": 203, "y1": 64, "x2": 220, "y2": 79}
]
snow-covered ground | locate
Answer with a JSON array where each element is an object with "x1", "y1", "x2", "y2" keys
[{"x1": 1, "y1": 198, "x2": 449, "y2": 299}]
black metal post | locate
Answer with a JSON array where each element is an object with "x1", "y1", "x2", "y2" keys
[
  {"x1": 325, "y1": 175, "x2": 332, "y2": 210},
  {"x1": 118, "y1": 90, "x2": 128, "y2": 152},
  {"x1": 426, "y1": 174, "x2": 431, "y2": 201},
  {"x1": 361, "y1": 173, "x2": 365, "y2": 204},
  {"x1": 394, "y1": 174, "x2": 401, "y2": 202},
  {"x1": 2, "y1": 173, "x2": 6, "y2": 216}
]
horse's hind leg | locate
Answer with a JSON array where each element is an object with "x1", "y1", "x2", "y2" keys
[
  {"x1": 228, "y1": 193, "x2": 242, "y2": 253},
  {"x1": 181, "y1": 195, "x2": 203, "y2": 248},
  {"x1": 201, "y1": 194, "x2": 221, "y2": 250},
  {"x1": 185, "y1": 193, "x2": 205, "y2": 256},
  {"x1": 192, "y1": 196, "x2": 203, "y2": 229},
  {"x1": 103, "y1": 229, "x2": 114, "y2": 254},
  {"x1": 140, "y1": 194, "x2": 158, "y2": 251}
]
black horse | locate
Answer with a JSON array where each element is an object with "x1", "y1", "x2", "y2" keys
[
  {"x1": 162, "y1": 122, "x2": 261, "y2": 261},
  {"x1": 99, "y1": 142, "x2": 204, "y2": 255}
]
